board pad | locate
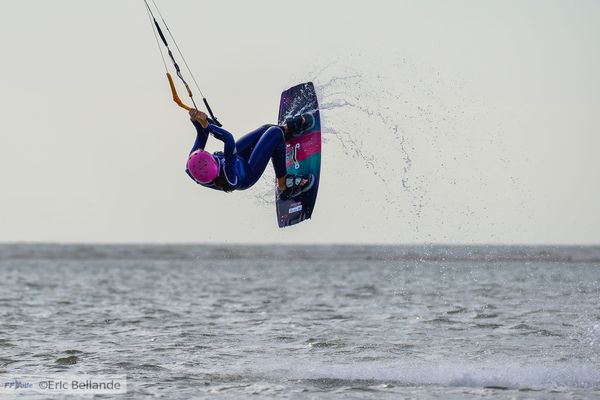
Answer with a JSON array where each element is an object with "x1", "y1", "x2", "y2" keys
[{"x1": 276, "y1": 82, "x2": 322, "y2": 228}]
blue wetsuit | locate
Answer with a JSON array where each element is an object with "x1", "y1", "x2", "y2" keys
[{"x1": 186, "y1": 121, "x2": 287, "y2": 192}]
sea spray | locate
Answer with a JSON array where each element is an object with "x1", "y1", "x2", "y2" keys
[{"x1": 255, "y1": 52, "x2": 521, "y2": 242}]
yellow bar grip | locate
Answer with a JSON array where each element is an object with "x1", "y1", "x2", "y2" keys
[{"x1": 167, "y1": 73, "x2": 192, "y2": 111}]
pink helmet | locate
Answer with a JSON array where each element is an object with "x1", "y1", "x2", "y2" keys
[{"x1": 187, "y1": 150, "x2": 219, "y2": 183}]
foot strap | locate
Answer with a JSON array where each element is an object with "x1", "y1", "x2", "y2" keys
[
  {"x1": 285, "y1": 115, "x2": 304, "y2": 133},
  {"x1": 279, "y1": 174, "x2": 315, "y2": 200}
]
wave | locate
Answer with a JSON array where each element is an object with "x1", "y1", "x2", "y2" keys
[
  {"x1": 1, "y1": 243, "x2": 599, "y2": 262},
  {"x1": 250, "y1": 358, "x2": 600, "y2": 390}
]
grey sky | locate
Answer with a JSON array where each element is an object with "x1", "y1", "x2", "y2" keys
[{"x1": 0, "y1": 0, "x2": 598, "y2": 244}]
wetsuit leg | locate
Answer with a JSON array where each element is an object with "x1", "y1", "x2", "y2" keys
[
  {"x1": 235, "y1": 125, "x2": 274, "y2": 160},
  {"x1": 241, "y1": 126, "x2": 287, "y2": 188}
]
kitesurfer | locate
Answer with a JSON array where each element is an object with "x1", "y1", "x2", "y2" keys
[{"x1": 186, "y1": 109, "x2": 314, "y2": 199}]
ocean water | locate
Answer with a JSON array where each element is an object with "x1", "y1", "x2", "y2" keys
[{"x1": 1, "y1": 244, "x2": 599, "y2": 399}]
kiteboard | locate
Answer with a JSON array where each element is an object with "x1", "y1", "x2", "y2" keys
[{"x1": 276, "y1": 82, "x2": 322, "y2": 228}]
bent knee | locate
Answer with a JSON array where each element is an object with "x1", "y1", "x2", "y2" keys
[{"x1": 265, "y1": 125, "x2": 285, "y2": 140}]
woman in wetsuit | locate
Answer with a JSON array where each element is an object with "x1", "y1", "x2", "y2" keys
[{"x1": 186, "y1": 109, "x2": 314, "y2": 200}]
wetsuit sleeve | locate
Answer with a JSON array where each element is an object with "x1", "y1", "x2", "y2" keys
[
  {"x1": 190, "y1": 120, "x2": 210, "y2": 154},
  {"x1": 207, "y1": 124, "x2": 238, "y2": 186}
]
